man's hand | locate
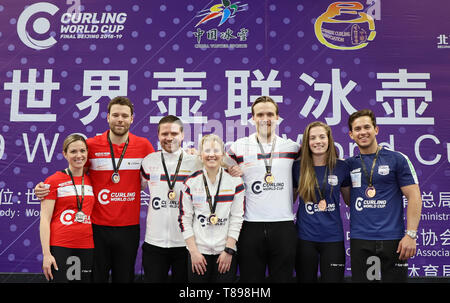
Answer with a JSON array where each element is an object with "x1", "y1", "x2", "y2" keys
[
  {"x1": 34, "y1": 182, "x2": 50, "y2": 200},
  {"x1": 397, "y1": 235, "x2": 417, "y2": 260},
  {"x1": 227, "y1": 165, "x2": 243, "y2": 177}
]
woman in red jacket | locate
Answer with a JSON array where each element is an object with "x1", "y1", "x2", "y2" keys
[{"x1": 39, "y1": 134, "x2": 95, "y2": 282}]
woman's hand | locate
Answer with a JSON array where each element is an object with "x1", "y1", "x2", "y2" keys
[
  {"x1": 42, "y1": 254, "x2": 58, "y2": 281},
  {"x1": 217, "y1": 251, "x2": 232, "y2": 274},
  {"x1": 190, "y1": 250, "x2": 207, "y2": 275}
]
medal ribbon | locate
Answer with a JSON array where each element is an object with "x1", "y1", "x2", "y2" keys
[
  {"x1": 202, "y1": 168, "x2": 223, "y2": 216},
  {"x1": 359, "y1": 146, "x2": 381, "y2": 188},
  {"x1": 161, "y1": 151, "x2": 183, "y2": 191},
  {"x1": 256, "y1": 135, "x2": 277, "y2": 176},
  {"x1": 107, "y1": 131, "x2": 129, "y2": 176},
  {"x1": 67, "y1": 168, "x2": 85, "y2": 212},
  {"x1": 313, "y1": 166, "x2": 329, "y2": 203}
]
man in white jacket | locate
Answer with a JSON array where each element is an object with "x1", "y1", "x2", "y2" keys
[
  {"x1": 224, "y1": 96, "x2": 300, "y2": 283},
  {"x1": 140, "y1": 115, "x2": 201, "y2": 282}
]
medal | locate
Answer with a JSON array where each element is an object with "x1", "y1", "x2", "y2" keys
[
  {"x1": 318, "y1": 199, "x2": 327, "y2": 211},
  {"x1": 161, "y1": 152, "x2": 183, "y2": 202},
  {"x1": 256, "y1": 135, "x2": 277, "y2": 186},
  {"x1": 314, "y1": 166, "x2": 332, "y2": 212},
  {"x1": 264, "y1": 172, "x2": 274, "y2": 184},
  {"x1": 107, "y1": 131, "x2": 129, "y2": 185},
  {"x1": 360, "y1": 146, "x2": 381, "y2": 199},
  {"x1": 111, "y1": 172, "x2": 120, "y2": 184},
  {"x1": 67, "y1": 168, "x2": 85, "y2": 224},
  {"x1": 74, "y1": 211, "x2": 86, "y2": 223},
  {"x1": 365, "y1": 186, "x2": 376, "y2": 198},
  {"x1": 168, "y1": 189, "x2": 176, "y2": 201},
  {"x1": 203, "y1": 169, "x2": 223, "y2": 228},
  {"x1": 209, "y1": 214, "x2": 218, "y2": 225}
]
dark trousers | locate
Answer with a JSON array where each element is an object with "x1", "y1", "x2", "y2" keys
[
  {"x1": 92, "y1": 224, "x2": 140, "y2": 283},
  {"x1": 142, "y1": 242, "x2": 188, "y2": 283},
  {"x1": 350, "y1": 238, "x2": 408, "y2": 282},
  {"x1": 295, "y1": 239, "x2": 345, "y2": 283},
  {"x1": 187, "y1": 252, "x2": 238, "y2": 283},
  {"x1": 50, "y1": 246, "x2": 93, "y2": 283},
  {"x1": 237, "y1": 221, "x2": 297, "y2": 283}
]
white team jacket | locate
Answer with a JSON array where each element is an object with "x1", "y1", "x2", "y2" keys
[
  {"x1": 179, "y1": 167, "x2": 245, "y2": 255},
  {"x1": 141, "y1": 149, "x2": 202, "y2": 248}
]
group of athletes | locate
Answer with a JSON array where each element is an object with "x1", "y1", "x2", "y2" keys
[{"x1": 35, "y1": 95, "x2": 422, "y2": 283}]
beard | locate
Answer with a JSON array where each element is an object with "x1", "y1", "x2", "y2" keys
[{"x1": 110, "y1": 124, "x2": 129, "y2": 137}]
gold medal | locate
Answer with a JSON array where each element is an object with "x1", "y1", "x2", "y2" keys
[
  {"x1": 264, "y1": 173, "x2": 274, "y2": 184},
  {"x1": 168, "y1": 190, "x2": 176, "y2": 201},
  {"x1": 365, "y1": 186, "x2": 376, "y2": 198},
  {"x1": 209, "y1": 214, "x2": 218, "y2": 225},
  {"x1": 318, "y1": 199, "x2": 327, "y2": 211}
]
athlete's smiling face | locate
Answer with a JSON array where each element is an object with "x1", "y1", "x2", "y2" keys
[
  {"x1": 158, "y1": 122, "x2": 184, "y2": 153},
  {"x1": 349, "y1": 116, "x2": 379, "y2": 153},
  {"x1": 308, "y1": 126, "x2": 329, "y2": 157},
  {"x1": 107, "y1": 104, "x2": 133, "y2": 137},
  {"x1": 63, "y1": 140, "x2": 88, "y2": 171},
  {"x1": 252, "y1": 102, "x2": 279, "y2": 141},
  {"x1": 201, "y1": 140, "x2": 223, "y2": 171}
]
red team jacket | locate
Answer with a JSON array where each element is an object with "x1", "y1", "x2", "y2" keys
[
  {"x1": 44, "y1": 171, "x2": 95, "y2": 249},
  {"x1": 86, "y1": 131, "x2": 154, "y2": 226}
]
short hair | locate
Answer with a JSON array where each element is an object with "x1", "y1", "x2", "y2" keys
[
  {"x1": 62, "y1": 134, "x2": 87, "y2": 154},
  {"x1": 348, "y1": 109, "x2": 377, "y2": 131},
  {"x1": 107, "y1": 96, "x2": 134, "y2": 116},
  {"x1": 251, "y1": 96, "x2": 279, "y2": 116},
  {"x1": 158, "y1": 115, "x2": 184, "y2": 133}
]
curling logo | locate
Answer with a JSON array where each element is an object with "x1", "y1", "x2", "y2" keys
[
  {"x1": 314, "y1": 2, "x2": 377, "y2": 50},
  {"x1": 17, "y1": 2, "x2": 59, "y2": 50},
  {"x1": 16, "y1": 2, "x2": 127, "y2": 50}
]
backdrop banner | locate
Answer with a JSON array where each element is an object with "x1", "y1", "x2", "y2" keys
[{"x1": 0, "y1": 0, "x2": 449, "y2": 278}]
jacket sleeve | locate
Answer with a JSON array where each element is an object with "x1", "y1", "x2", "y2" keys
[
  {"x1": 178, "y1": 182, "x2": 195, "y2": 240},
  {"x1": 227, "y1": 181, "x2": 245, "y2": 241}
]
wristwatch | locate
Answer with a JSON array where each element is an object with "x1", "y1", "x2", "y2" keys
[
  {"x1": 406, "y1": 230, "x2": 418, "y2": 240},
  {"x1": 224, "y1": 247, "x2": 236, "y2": 256}
]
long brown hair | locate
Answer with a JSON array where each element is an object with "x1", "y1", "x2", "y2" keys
[{"x1": 297, "y1": 121, "x2": 337, "y2": 203}]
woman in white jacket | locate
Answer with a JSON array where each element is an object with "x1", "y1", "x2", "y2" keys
[{"x1": 179, "y1": 134, "x2": 245, "y2": 283}]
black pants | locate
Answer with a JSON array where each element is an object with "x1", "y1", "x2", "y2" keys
[
  {"x1": 295, "y1": 239, "x2": 345, "y2": 283},
  {"x1": 350, "y1": 239, "x2": 408, "y2": 282},
  {"x1": 50, "y1": 246, "x2": 93, "y2": 283},
  {"x1": 187, "y1": 252, "x2": 238, "y2": 283},
  {"x1": 237, "y1": 221, "x2": 297, "y2": 283},
  {"x1": 92, "y1": 224, "x2": 140, "y2": 283},
  {"x1": 141, "y1": 242, "x2": 188, "y2": 283}
]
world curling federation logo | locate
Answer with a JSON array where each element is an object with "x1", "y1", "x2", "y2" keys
[{"x1": 314, "y1": 2, "x2": 377, "y2": 50}]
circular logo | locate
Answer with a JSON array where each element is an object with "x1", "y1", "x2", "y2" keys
[
  {"x1": 251, "y1": 181, "x2": 262, "y2": 194},
  {"x1": 355, "y1": 197, "x2": 364, "y2": 212},
  {"x1": 152, "y1": 197, "x2": 161, "y2": 210},
  {"x1": 17, "y1": 2, "x2": 59, "y2": 50},
  {"x1": 98, "y1": 189, "x2": 110, "y2": 205},
  {"x1": 60, "y1": 209, "x2": 75, "y2": 225},
  {"x1": 305, "y1": 202, "x2": 315, "y2": 215},
  {"x1": 197, "y1": 214, "x2": 207, "y2": 227}
]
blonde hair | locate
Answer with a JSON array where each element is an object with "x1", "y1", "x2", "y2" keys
[
  {"x1": 62, "y1": 134, "x2": 88, "y2": 154},
  {"x1": 297, "y1": 121, "x2": 337, "y2": 203},
  {"x1": 199, "y1": 134, "x2": 226, "y2": 167}
]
